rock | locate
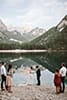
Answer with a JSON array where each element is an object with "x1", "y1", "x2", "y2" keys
[{"x1": 0, "y1": 85, "x2": 67, "y2": 100}]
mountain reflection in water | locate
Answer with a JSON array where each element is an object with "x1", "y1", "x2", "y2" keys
[{"x1": 0, "y1": 52, "x2": 67, "y2": 84}]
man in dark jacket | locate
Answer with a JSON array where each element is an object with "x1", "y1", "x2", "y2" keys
[{"x1": 36, "y1": 66, "x2": 41, "y2": 85}]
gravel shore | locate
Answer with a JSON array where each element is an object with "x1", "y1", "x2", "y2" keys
[{"x1": 0, "y1": 85, "x2": 67, "y2": 100}]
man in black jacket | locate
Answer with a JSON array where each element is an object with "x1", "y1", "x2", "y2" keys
[{"x1": 36, "y1": 66, "x2": 41, "y2": 85}]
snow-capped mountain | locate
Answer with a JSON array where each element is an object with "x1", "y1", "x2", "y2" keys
[
  {"x1": 0, "y1": 20, "x2": 26, "y2": 42},
  {"x1": 23, "y1": 27, "x2": 46, "y2": 41},
  {"x1": 29, "y1": 27, "x2": 46, "y2": 36},
  {"x1": 7, "y1": 30, "x2": 27, "y2": 42},
  {"x1": 0, "y1": 19, "x2": 46, "y2": 43},
  {"x1": 0, "y1": 19, "x2": 7, "y2": 31},
  {"x1": 8, "y1": 25, "x2": 32, "y2": 34},
  {"x1": 8, "y1": 25, "x2": 46, "y2": 41},
  {"x1": 57, "y1": 15, "x2": 67, "y2": 31},
  {"x1": 31, "y1": 15, "x2": 67, "y2": 50}
]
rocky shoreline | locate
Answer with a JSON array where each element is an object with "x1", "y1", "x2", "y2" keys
[{"x1": 0, "y1": 85, "x2": 67, "y2": 100}]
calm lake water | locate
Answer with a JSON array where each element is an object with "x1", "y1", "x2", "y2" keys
[{"x1": 0, "y1": 52, "x2": 67, "y2": 86}]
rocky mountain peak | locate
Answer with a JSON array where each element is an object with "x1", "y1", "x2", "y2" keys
[
  {"x1": 0, "y1": 19, "x2": 7, "y2": 31},
  {"x1": 57, "y1": 15, "x2": 67, "y2": 32},
  {"x1": 63, "y1": 15, "x2": 67, "y2": 20}
]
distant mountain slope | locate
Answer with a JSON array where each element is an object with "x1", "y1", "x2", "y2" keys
[
  {"x1": 23, "y1": 27, "x2": 46, "y2": 41},
  {"x1": 0, "y1": 15, "x2": 67, "y2": 50},
  {"x1": 0, "y1": 19, "x2": 27, "y2": 43},
  {"x1": 31, "y1": 15, "x2": 67, "y2": 50},
  {"x1": 5, "y1": 30, "x2": 27, "y2": 42},
  {"x1": 0, "y1": 19, "x2": 45, "y2": 43},
  {"x1": 0, "y1": 31, "x2": 8, "y2": 40},
  {"x1": 0, "y1": 30, "x2": 27, "y2": 43},
  {"x1": 8, "y1": 26, "x2": 46, "y2": 41},
  {"x1": 0, "y1": 19, "x2": 7, "y2": 31}
]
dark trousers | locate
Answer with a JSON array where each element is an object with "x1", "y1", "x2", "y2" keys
[
  {"x1": 1, "y1": 75, "x2": 6, "y2": 90},
  {"x1": 37, "y1": 76, "x2": 40, "y2": 85},
  {"x1": 61, "y1": 77, "x2": 65, "y2": 92}
]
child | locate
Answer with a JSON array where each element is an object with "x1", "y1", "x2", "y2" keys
[{"x1": 54, "y1": 68, "x2": 61, "y2": 94}]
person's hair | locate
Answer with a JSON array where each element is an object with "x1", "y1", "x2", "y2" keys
[
  {"x1": 36, "y1": 65, "x2": 39, "y2": 68},
  {"x1": 7, "y1": 64, "x2": 12, "y2": 72},
  {"x1": 2, "y1": 62, "x2": 4, "y2": 65},
  {"x1": 61, "y1": 63, "x2": 65, "y2": 66},
  {"x1": 55, "y1": 68, "x2": 59, "y2": 73},
  {"x1": 30, "y1": 66, "x2": 33, "y2": 70}
]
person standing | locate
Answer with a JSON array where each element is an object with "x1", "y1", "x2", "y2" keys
[
  {"x1": 0, "y1": 62, "x2": 7, "y2": 91},
  {"x1": 36, "y1": 66, "x2": 41, "y2": 86},
  {"x1": 54, "y1": 69, "x2": 61, "y2": 94},
  {"x1": 6, "y1": 64, "x2": 13, "y2": 93},
  {"x1": 60, "y1": 63, "x2": 67, "y2": 93}
]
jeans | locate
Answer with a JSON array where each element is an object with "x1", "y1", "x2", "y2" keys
[
  {"x1": 61, "y1": 77, "x2": 65, "y2": 92},
  {"x1": 37, "y1": 76, "x2": 40, "y2": 85},
  {"x1": 1, "y1": 75, "x2": 6, "y2": 90}
]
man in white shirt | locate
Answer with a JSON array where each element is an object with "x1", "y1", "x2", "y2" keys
[
  {"x1": 60, "y1": 63, "x2": 67, "y2": 93},
  {"x1": 0, "y1": 62, "x2": 7, "y2": 91}
]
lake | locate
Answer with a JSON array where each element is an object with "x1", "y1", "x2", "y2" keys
[{"x1": 0, "y1": 51, "x2": 67, "y2": 86}]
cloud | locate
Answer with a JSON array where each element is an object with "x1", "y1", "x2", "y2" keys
[
  {"x1": 17, "y1": 8, "x2": 41, "y2": 24},
  {"x1": 65, "y1": 7, "x2": 67, "y2": 11},
  {"x1": 3, "y1": 0, "x2": 32, "y2": 9},
  {"x1": 16, "y1": 6, "x2": 53, "y2": 28},
  {"x1": 0, "y1": 17, "x2": 15, "y2": 26},
  {"x1": 5, "y1": 0, "x2": 20, "y2": 7},
  {"x1": 64, "y1": 2, "x2": 67, "y2": 11},
  {"x1": 0, "y1": 0, "x2": 67, "y2": 29}
]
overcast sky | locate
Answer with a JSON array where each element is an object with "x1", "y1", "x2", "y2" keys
[{"x1": 0, "y1": 0, "x2": 67, "y2": 29}]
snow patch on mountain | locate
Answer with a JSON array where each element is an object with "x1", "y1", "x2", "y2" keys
[{"x1": 10, "y1": 38, "x2": 22, "y2": 44}]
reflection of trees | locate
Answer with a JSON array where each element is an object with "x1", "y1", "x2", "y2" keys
[
  {"x1": 0, "y1": 53, "x2": 21, "y2": 67},
  {"x1": 0, "y1": 43, "x2": 20, "y2": 50},
  {"x1": 28, "y1": 52, "x2": 67, "y2": 84},
  {"x1": 25, "y1": 52, "x2": 67, "y2": 73},
  {"x1": 0, "y1": 52, "x2": 67, "y2": 73},
  {"x1": 0, "y1": 52, "x2": 67, "y2": 83}
]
